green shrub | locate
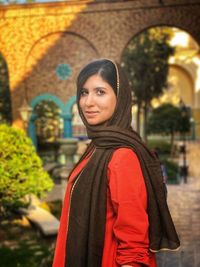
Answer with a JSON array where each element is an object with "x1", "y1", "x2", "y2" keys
[
  {"x1": 0, "y1": 124, "x2": 54, "y2": 215},
  {"x1": 147, "y1": 139, "x2": 171, "y2": 155},
  {"x1": 163, "y1": 159, "x2": 179, "y2": 184},
  {"x1": 0, "y1": 220, "x2": 54, "y2": 267}
]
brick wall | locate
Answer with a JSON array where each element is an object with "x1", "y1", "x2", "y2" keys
[{"x1": 0, "y1": 0, "x2": 199, "y2": 126}]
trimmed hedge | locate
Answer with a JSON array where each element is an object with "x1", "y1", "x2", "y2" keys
[
  {"x1": 163, "y1": 159, "x2": 179, "y2": 184},
  {"x1": 147, "y1": 139, "x2": 179, "y2": 183},
  {"x1": 0, "y1": 124, "x2": 54, "y2": 215},
  {"x1": 147, "y1": 139, "x2": 171, "y2": 155}
]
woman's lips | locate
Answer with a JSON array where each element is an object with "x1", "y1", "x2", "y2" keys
[{"x1": 85, "y1": 111, "x2": 99, "y2": 117}]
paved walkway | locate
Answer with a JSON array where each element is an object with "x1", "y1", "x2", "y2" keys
[{"x1": 156, "y1": 175, "x2": 200, "y2": 267}]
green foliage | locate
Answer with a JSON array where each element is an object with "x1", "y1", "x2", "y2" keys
[
  {"x1": 0, "y1": 124, "x2": 54, "y2": 214},
  {"x1": 147, "y1": 103, "x2": 191, "y2": 135},
  {"x1": 0, "y1": 53, "x2": 12, "y2": 123},
  {"x1": 147, "y1": 103, "x2": 182, "y2": 135},
  {"x1": 0, "y1": 242, "x2": 52, "y2": 267},
  {"x1": 0, "y1": 220, "x2": 54, "y2": 267},
  {"x1": 122, "y1": 27, "x2": 175, "y2": 105},
  {"x1": 147, "y1": 103, "x2": 191, "y2": 153},
  {"x1": 162, "y1": 159, "x2": 179, "y2": 184},
  {"x1": 147, "y1": 138, "x2": 179, "y2": 183},
  {"x1": 122, "y1": 27, "x2": 175, "y2": 138},
  {"x1": 147, "y1": 139, "x2": 171, "y2": 155},
  {"x1": 35, "y1": 100, "x2": 61, "y2": 143}
]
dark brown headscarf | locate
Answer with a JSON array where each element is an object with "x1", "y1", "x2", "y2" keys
[{"x1": 65, "y1": 59, "x2": 180, "y2": 267}]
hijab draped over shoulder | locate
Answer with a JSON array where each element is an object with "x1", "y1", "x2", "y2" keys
[{"x1": 65, "y1": 59, "x2": 180, "y2": 267}]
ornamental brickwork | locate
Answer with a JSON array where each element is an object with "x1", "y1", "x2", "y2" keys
[{"x1": 0, "y1": 0, "x2": 200, "y2": 127}]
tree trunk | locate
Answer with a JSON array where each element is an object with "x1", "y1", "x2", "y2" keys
[
  {"x1": 136, "y1": 103, "x2": 141, "y2": 135},
  {"x1": 170, "y1": 131, "x2": 175, "y2": 156},
  {"x1": 143, "y1": 102, "x2": 149, "y2": 143}
]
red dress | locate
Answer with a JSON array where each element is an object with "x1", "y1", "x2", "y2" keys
[{"x1": 52, "y1": 148, "x2": 157, "y2": 267}]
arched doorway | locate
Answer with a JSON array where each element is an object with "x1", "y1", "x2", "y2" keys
[
  {"x1": 34, "y1": 99, "x2": 62, "y2": 162},
  {"x1": 35, "y1": 100, "x2": 62, "y2": 138},
  {"x1": 0, "y1": 52, "x2": 12, "y2": 124},
  {"x1": 30, "y1": 93, "x2": 65, "y2": 148},
  {"x1": 121, "y1": 26, "x2": 200, "y2": 140},
  {"x1": 152, "y1": 65, "x2": 194, "y2": 107}
]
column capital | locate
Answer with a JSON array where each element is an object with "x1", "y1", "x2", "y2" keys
[{"x1": 60, "y1": 113, "x2": 71, "y2": 120}]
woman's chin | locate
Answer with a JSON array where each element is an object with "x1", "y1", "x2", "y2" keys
[
  {"x1": 87, "y1": 120, "x2": 109, "y2": 127},
  {"x1": 87, "y1": 120, "x2": 100, "y2": 125}
]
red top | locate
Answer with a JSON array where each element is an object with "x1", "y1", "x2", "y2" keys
[{"x1": 52, "y1": 148, "x2": 157, "y2": 267}]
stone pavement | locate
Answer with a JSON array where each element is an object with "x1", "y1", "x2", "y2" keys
[{"x1": 156, "y1": 175, "x2": 200, "y2": 267}]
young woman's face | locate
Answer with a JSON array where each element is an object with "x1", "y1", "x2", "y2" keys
[{"x1": 79, "y1": 74, "x2": 117, "y2": 125}]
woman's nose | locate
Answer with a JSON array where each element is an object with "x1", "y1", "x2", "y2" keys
[{"x1": 85, "y1": 93, "x2": 95, "y2": 106}]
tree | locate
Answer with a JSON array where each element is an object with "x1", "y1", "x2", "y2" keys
[
  {"x1": 147, "y1": 103, "x2": 191, "y2": 148},
  {"x1": 0, "y1": 124, "x2": 54, "y2": 216},
  {"x1": 0, "y1": 53, "x2": 12, "y2": 124},
  {"x1": 122, "y1": 27, "x2": 175, "y2": 140}
]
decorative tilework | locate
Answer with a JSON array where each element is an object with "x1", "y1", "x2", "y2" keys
[{"x1": 55, "y1": 63, "x2": 72, "y2": 81}]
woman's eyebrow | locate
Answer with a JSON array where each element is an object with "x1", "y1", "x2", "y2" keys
[
  {"x1": 82, "y1": 86, "x2": 107, "y2": 90},
  {"x1": 94, "y1": 86, "x2": 107, "y2": 90}
]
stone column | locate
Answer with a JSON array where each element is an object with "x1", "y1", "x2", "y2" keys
[
  {"x1": 61, "y1": 113, "x2": 72, "y2": 138},
  {"x1": 57, "y1": 138, "x2": 78, "y2": 202}
]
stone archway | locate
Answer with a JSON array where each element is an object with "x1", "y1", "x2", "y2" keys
[
  {"x1": 167, "y1": 64, "x2": 194, "y2": 106},
  {"x1": 20, "y1": 31, "x2": 99, "y2": 133},
  {"x1": 120, "y1": 25, "x2": 200, "y2": 138},
  {"x1": 0, "y1": 1, "x2": 200, "y2": 128},
  {"x1": 29, "y1": 94, "x2": 78, "y2": 147},
  {"x1": 25, "y1": 31, "x2": 99, "y2": 104},
  {"x1": 118, "y1": 6, "x2": 200, "y2": 62}
]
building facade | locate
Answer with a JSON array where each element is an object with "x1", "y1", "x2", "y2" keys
[{"x1": 0, "y1": 0, "x2": 200, "y2": 142}]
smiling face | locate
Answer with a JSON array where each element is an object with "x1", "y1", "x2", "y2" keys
[{"x1": 79, "y1": 74, "x2": 117, "y2": 126}]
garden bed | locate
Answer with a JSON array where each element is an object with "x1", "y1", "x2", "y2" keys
[{"x1": 0, "y1": 200, "x2": 61, "y2": 267}]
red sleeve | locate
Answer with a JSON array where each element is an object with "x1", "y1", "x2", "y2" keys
[{"x1": 107, "y1": 148, "x2": 150, "y2": 266}]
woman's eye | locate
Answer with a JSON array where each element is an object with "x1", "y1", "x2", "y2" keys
[
  {"x1": 97, "y1": 89, "x2": 105, "y2": 95},
  {"x1": 80, "y1": 89, "x2": 88, "y2": 96}
]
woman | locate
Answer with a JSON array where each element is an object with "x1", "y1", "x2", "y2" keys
[{"x1": 52, "y1": 59, "x2": 180, "y2": 267}]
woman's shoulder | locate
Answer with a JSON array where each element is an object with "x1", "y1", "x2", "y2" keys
[
  {"x1": 107, "y1": 147, "x2": 146, "y2": 196},
  {"x1": 109, "y1": 147, "x2": 139, "y2": 167}
]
